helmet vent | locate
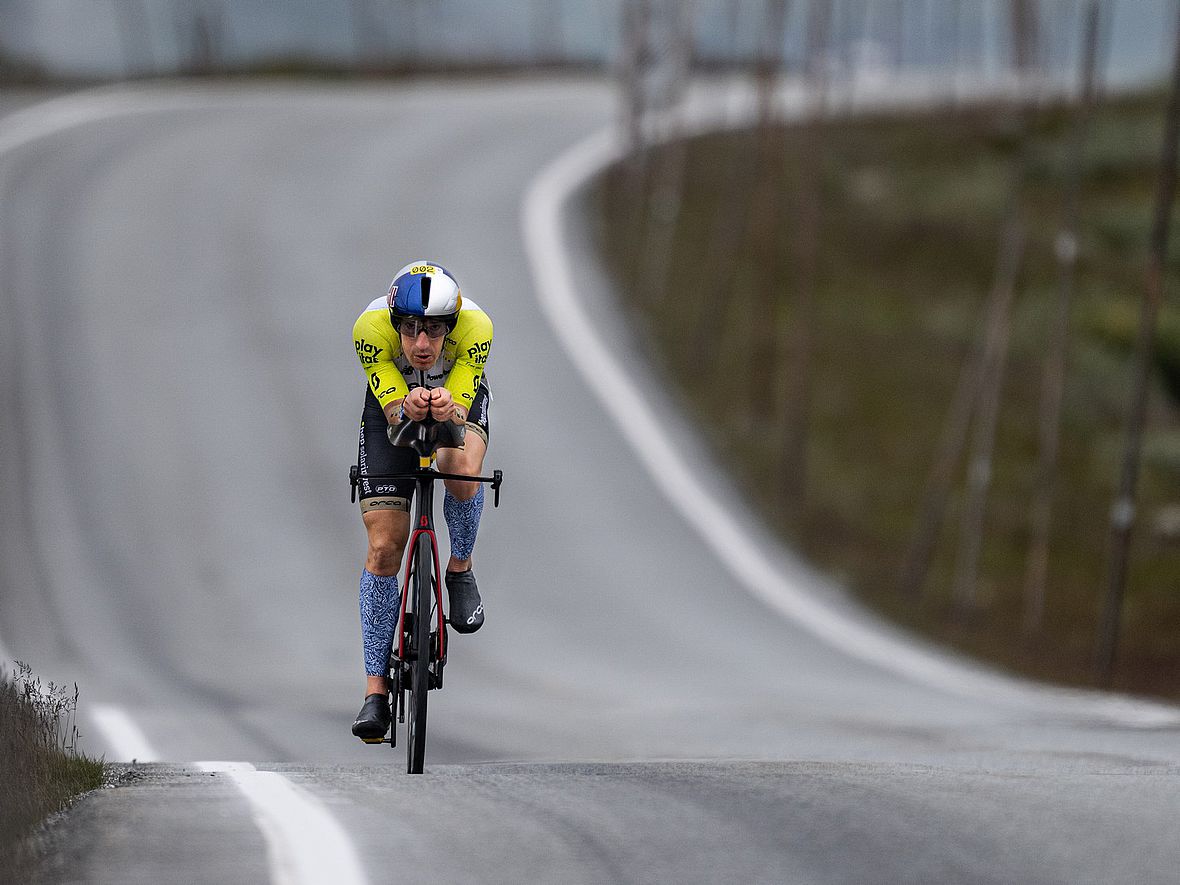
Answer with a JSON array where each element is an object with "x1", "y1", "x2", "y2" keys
[{"x1": 420, "y1": 275, "x2": 432, "y2": 308}]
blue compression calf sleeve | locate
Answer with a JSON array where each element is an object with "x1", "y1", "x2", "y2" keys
[
  {"x1": 359, "y1": 568, "x2": 399, "y2": 677},
  {"x1": 443, "y1": 486, "x2": 484, "y2": 563}
]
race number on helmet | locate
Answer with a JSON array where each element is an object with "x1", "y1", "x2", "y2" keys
[{"x1": 387, "y1": 262, "x2": 463, "y2": 320}]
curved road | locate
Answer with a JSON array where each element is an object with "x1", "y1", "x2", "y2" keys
[{"x1": 2, "y1": 80, "x2": 1179, "y2": 884}]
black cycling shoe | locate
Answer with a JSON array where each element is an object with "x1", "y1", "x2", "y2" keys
[
  {"x1": 446, "y1": 569, "x2": 484, "y2": 634},
  {"x1": 351, "y1": 693, "x2": 391, "y2": 742}
]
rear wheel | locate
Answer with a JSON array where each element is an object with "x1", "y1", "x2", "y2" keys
[{"x1": 406, "y1": 533, "x2": 434, "y2": 774}]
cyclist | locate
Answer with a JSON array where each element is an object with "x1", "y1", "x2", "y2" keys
[{"x1": 350, "y1": 261, "x2": 493, "y2": 740}]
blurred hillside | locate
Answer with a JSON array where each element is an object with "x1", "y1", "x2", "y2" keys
[{"x1": 594, "y1": 1, "x2": 1180, "y2": 698}]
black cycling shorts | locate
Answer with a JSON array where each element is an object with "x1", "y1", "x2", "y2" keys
[{"x1": 356, "y1": 377, "x2": 491, "y2": 513}]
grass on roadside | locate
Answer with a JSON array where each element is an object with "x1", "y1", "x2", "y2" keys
[
  {"x1": 592, "y1": 88, "x2": 1180, "y2": 700},
  {"x1": 0, "y1": 662, "x2": 104, "y2": 878}
]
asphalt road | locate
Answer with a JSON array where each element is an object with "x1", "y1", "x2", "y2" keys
[{"x1": 2, "y1": 80, "x2": 1180, "y2": 884}]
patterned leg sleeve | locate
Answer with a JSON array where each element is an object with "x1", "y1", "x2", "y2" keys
[
  {"x1": 443, "y1": 485, "x2": 484, "y2": 563},
  {"x1": 359, "y1": 568, "x2": 400, "y2": 677}
]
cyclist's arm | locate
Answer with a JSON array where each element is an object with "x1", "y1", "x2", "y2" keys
[
  {"x1": 353, "y1": 312, "x2": 409, "y2": 423},
  {"x1": 444, "y1": 310, "x2": 493, "y2": 422}
]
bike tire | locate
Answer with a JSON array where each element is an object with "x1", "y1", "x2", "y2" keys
[{"x1": 406, "y1": 532, "x2": 433, "y2": 774}]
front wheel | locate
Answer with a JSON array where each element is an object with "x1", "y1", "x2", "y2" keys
[{"x1": 406, "y1": 533, "x2": 434, "y2": 774}]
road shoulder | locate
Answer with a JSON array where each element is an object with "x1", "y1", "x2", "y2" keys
[{"x1": 29, "y1": 765, "x2": 269, "y2": 884}]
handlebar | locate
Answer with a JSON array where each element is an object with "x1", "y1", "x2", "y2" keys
[
  {"x1": 349, "y1": 465, "x2": 503, "y2": 507},
  {"x1": 349, "y1": 417, "x2": 503, "y2": 507}
]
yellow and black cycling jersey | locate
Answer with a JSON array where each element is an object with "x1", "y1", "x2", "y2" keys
[{"x1": 353, "y1": 295, "x2": 492, "y2": 413}]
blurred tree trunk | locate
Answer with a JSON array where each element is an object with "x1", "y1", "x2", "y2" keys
[
  {"x1": 1095, "y1": 1, "x2": 1180, "y2": 679},
  {"x1": 744, "y1": 0, "x2": 792, "y2": 431},
  {"x1": 619, "y1": 0, "x2": 649, "y2": 166},
  {"x1": 900, "y1": 4, "x2": 1039, "y2": 603},
  {"x1": 913, "y1": 0, "x2": 927, "y2": 69},
  {"x1": 833, "y1": 0, "x2": 852, "y2": 78},
  {"x1": 1023, "y1": 0, "x2": 1103, "y2": 637},
  {"x1": 689, "y1": 0, "x2": 792, "y2": 368},
  {"x1": 641, "y1": 2, "x2": 695, "y2": 316},
  {"x1": 967, "y1": 0, "x2": 986, "y2": 88},
  {"x1": 531, "y1": 0, "x2": 563, "y2": 64},
  {"x1": 898, "y1": 163, "x2": 1029, "y2": 608},
  {"x1": 350, "y1": 0, "x2": 390, "y2": 70},
  {"x1": 1007, "y1": 0, "x2": 1040, "y2": 75},
  {"x1": 1094, "y1": 0, "x2": 1115, "y2": 105},
  {"x1": 777, "y1": 0, "x2": 832, "y2": 523},
  {"x1": 617, "y1": 1, "x2": 695, "y2": 320},
  {"x1": 752, "y1": 0, "x2": 792, "y2": 131},
  {"x1": 401, "y1": 0, "x2": 421, "y2": 67},
  {"x1": 897, "y1": 311, "x2": 991, "y2": 598},
  {"x1": 889, "y1": 0, "x2": 905, "y2": 70},
  {"x1": 116, "y1": 0, "x2": 154, "y2": 78},
  {"x1": 949, "y1": 1, "x2": 1040, "y2": 618},
  {"x1": 950, "y1": 203, "x2": 1027, "y2": 618},
  {"x1": 618, "y1": 0, "x2": 653, "y2": 283},
  {"x1": 687, "y1": 0, "x2": 753, "y2": 367},
  {"x1": 184, "y1": 0, "x2": 225, "y2": 75},
  {"x1": 947, "y1": 0, "x2": 963, "y2": 87}
]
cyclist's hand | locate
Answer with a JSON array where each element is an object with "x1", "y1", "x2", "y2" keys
[
  {"x1": 428, "y1": 387, "x2": 460, "y2": 423},
  {"x1": 402, "y1": 387, "x2": 431, "y2": 422}
]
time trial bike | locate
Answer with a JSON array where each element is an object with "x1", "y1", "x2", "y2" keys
[{"x1": 349, "y1": 417, "x2": 502, "y2": 773}]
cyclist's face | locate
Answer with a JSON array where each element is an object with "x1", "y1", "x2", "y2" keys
[{"x1": 400, "y1": 325, "x2": 445, "y2": 368}]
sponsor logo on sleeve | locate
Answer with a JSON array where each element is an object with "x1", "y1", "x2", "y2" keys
[
  {"x1": 466, "y1": 341, "x2": 490, "y2": 365},
  {"x1": 369, "y1": 373, "x2": 397, "y2": 399},
  {"x1": 356, "y1": 339, "x2": 384, "y2": 365}
]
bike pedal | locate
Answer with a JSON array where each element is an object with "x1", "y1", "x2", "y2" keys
[{"x1": 360, "y1": 737, "x2": 389, "y2": 745}]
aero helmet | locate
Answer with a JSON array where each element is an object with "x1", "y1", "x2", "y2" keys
[{"x1": 387, "y1": 261, "x2": 462, "y2": 330}]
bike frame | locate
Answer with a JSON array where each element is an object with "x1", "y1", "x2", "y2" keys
[{"x1": 398, "y1": 454, "x2": 449, "y2": 671}]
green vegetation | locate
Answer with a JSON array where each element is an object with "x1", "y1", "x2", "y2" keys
[
  {"x1": 1, "y1": 663, "x2": 104, "y2": 878},
  {"x1": 593, "y1": 90, "x2": 1180, "y2": 700}
]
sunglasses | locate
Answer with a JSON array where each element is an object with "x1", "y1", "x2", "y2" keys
[{"x1": 396, "y1": 317, "x2": 451, "y2": 339}]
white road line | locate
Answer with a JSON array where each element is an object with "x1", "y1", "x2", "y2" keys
[
  {"x1": 520, "y1": 99, "x2": 1180, "y2": 730},
  {"x1": 0, "y1": 90, "x2": 179, "y2": 772},
  {"x1": 0, "y1": 90, "x2": 183, "y2": 772},
  {"x1": 90, "y1": 704, "x2": 160, "y2": 762},
  {"x1": 195, "y1": 762, "x2": 369, "y2": 885},
  {"x1": 0, "y1": 88, "x2": 370, "y2": 885},
  {"x1": 0, "y1": 88, "x2": 207, "y2": 160}
]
